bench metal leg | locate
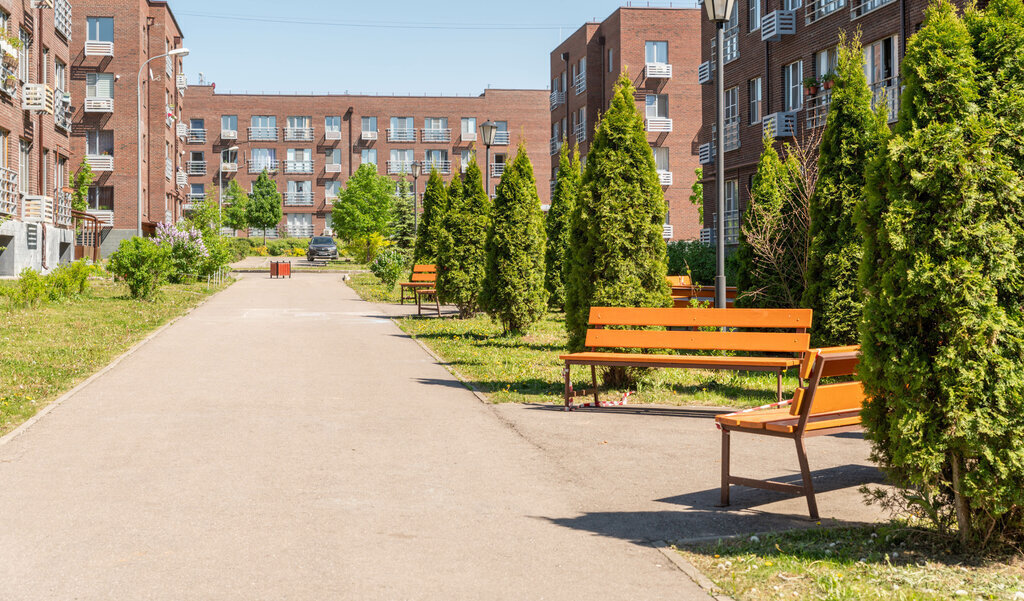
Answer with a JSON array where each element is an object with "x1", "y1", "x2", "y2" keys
[
  {"x1": 434, "y1": 292, "x2": 440, "y2": 315},
  {"x1": 795, "y1": 437, "x2": 819, "y2": 519},
  {"x1": 777, "y1": 369, "x2": 783, "y2": 404},
  {"x1": 564, "y1": 364, "x2": 572, "y2": 411},
  {"x1": 400, "y1": 287, "x2": 406, "y2": 304},
  {"x1": 591, "y1": 365, "x2": 599, "y2": 404},
  {"x1": 416, "y1": 292, "x2": 423, "y2": 317},
  {"x1": 720, "y1": 428, "x2": 731, "y2": 507}
]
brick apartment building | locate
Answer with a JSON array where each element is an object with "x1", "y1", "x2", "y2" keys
[
  {"x1": 0, "y1": 0, "x2": 77, "y2": 276},
  {"x1": 70, "y1": 0, "x2": 186, "y2": 255},
  {"x1": 549, "y1": 6, "x2": 703, "y2": 242},
  {"x1": 697, "y1": 0, "x2": 937, "y2": 245},
  {"x1": 181, "y1": 86, "x2": 550, "y2": 238}
]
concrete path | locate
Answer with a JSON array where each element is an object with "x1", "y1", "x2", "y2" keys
[{"x1": 0, "y1": 273, "x2": 884, "y2": 600}]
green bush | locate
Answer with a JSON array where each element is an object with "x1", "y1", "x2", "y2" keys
[
  {"x1": 346, "y1": 233, "x2": 388, "y2": 264},
  {"x1": 45, "y1": 260, "x2": 94, "y2": 302},
  {"x1": 369, "y1": 247, "x2": 409, "y2": 288},
  {"x1": 107, "y1": 237, "x2": 171, "y2": 300},
  {"x1": 225, "y1": 237, "x2": 254, "y2": 261},
  {"x1": 266, "y1": 238, "x2": 310, "y2": 257},
  {"x1": 666, "y1": 241, "x2": 715, "y2": 284},
  {"x1": 1, "y1": 268, "x2": 46, "y2": 308}
]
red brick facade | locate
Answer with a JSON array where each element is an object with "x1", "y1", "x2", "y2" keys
[{"x1": 549, "y1": 7, "x2": 703, "y2": 242}]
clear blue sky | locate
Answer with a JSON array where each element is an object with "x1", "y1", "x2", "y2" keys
[{"x1": 170, "y1": 0, "x2": 687, "y2": 95}]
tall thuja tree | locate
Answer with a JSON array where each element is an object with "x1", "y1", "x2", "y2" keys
[
  {"x1": 565, "y1": 73, "x2": 671, "y2": 352},
  {"x1": 246, "y1": 170, "x2": 283, "y2": 244},
  {"x1": 412, "y1": 170, "x2": 447, "y2": 265},
  {"x1": 392, "y1": 176, "x2": 416, "y2": 250},
  {"x1": 437, "y1": 158, "x2": 491, "y2": 317},
  {"x1": 859, "y1": 0, "x2": 1024, "y2": 548},
  {"x1": 544, "y1": 142, "x2": 580, "y2": 310},
  {"x1": 801, "y1": 32, "x2": 889, "y2": 346},
  {"x1": 480, "y1": 143, "x2": 547, "y2": 334}
]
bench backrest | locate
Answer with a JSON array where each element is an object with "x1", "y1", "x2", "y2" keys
[
  {"x1": 666, "y1": 275, "x2": 692, "y2": 287},
  {"x1": 584, "y1": 307, "x2": 812, "y2": 354},
  {"x1": 790, "y1": 346, "x2": 863, "y2": 418},
  {"x1": 411, "y1": 273, "x2": 437, "y2": 283},
  {"x1": 412, "y1": 264, "x2": 437, "y2": 274}
]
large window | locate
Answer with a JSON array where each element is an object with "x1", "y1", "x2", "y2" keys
[
  {"x1": 784, "y1": 61, "x2": 803, "y2": 111},
  {"x1": 325, "y1": 116, "x2": 341, "y2": 133},
  {"x1": 86, "y1": 130, "x2": 113, "y2": 155},
  {"x1": 361, "y1": 148, "x2": 377, "y2": 166},
  {"x1": 18, "y1": 139, "x2": 30, "y2": 194},
  {"x1": 425, "y1": 149, "x2": 448, "y2": 172},
  {"x1": 361, "y1": 116, "x2": 377, "y2": 134},
  {"x1": 55, "y1": 59, "x2": 66, "y2": 92},
  {"x1": 251, "y1": 115, "x2": 275, "y2": 128},
  {"x1": 325, "y1": 148, "x2": 341, "y2": 166},
  {"x1": 221, "y1": 115, "x2": 237, "y2": 133},
  {"x1": 748, "y1": 77, "x2": 762, "y2": 124},
  {"x1": 645, "y1": 94, "x2": 669, "y2": 119},
  {"x1": 87, "y1": 17, "x2": 113, "y2": 42},
  {"x1": 645, "y1": 41, "x2": 668, "y2": 64},
  {"x1": 250, "y1": 148, "x2": 276, "y2": 171},
  {"x1": 783, "y1": 0, "x2": 802, "y2": 9},
  {"x1": 815, "y1": 47, "x2": 838, "y2": 79},
  {"x1": 653, "y1": 147, "x2": 669, "y2": 173},
  {"x1": 325, "y1": 181, "x2": 341, "y2": 198},
  {"x1": 724, "y1": 179, "x2": 740, "y2": 244},
  {"x1": 460, "y1": 149, "x2": 474, "y2": 172},
  {"x1": 389, "y1": 148, "x2": 413, "y2": 173},
  {"x1": 864, "y1": 36, "x2": 899, "y2": 121},
  {"x1": 87, "y1": 186, "x2": 113, "y2": 211},
  {"x1": 724, "y1": 87, "x2": 739, "y2": 151},
  {"x1": 461, "y1": 117, "x2": 476, "y2": 140},
  {"x1": 389, "y1": 117, "x2": 414, "y2": 142},
  {"x1": 749, "y1": 0, "x2": 761, "y2": 31},
  {"x1": 723, "y1": 9, "x2": 739, "y2": 63}
]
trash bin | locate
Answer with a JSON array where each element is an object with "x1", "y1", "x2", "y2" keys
[{"x1": 270, "y1": 260, "x2": 291, "y2": 279}]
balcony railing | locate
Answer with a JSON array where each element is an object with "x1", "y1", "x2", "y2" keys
[
  {"x1": 188, "y1": 129, "x2": 207, "y2": 143},
  {"x1": 22, "y1": 84, "x2": 54, "y2": 113},
  {"x1": 387, "y1": 160, "x2": 413, "y2": 174},
  {"x1": 325, "y1": 129, "x2": 342, "y2": 141},
  {"x1": 658, "y1": 170, "x2": 673, "y2": 186},
  {"x1": 165, "y1": 158, "x2": 173, "y2": 180},
  {"x1": 165, "y1": 106, "x2": 175, "y2": 128},
  {"x1": 870, "y1": 76, "x2": 900, "y2": 123},
  {"x1": 493, "y1": 131, "x2": 510, "y2": 145},
  {"x1": 325, "y1": 163, "x2": 342, "y2": 174},
  {"x1": 574, "y1": 72, "x2": 586, "y2": 94},
  {"x1": 283, "y1": 192, "x2": 314, "y2": 206},
  {"x1": 663, "y1": 224, "x2": 674, "y2": 240},
  {"x1": 54, "y1": 91, "x2": 71, "y2": 130},
  {"x1": 490, "y1": 163, "x2": 505, "y2": 177},
  {"x1": 360, "y1": 130, "x2": 377, "y2": 141},
  {"x1": 248, "y1": 159, "x2": 278, "y2": 173},
  {"x1": 699, "y1": 142, "x2": 714, "y2": 165},
  {"x1": 187, "y1": 161, "x2": 207, "y2": 176},
  {"x1": 85, "y1": 155, "x2": 113, "y2": 171},
  {"x1": 165, "y1": 54, "x2": 173, "y2": 77},
  {"x1": 84, "y1": 40, "x2": 113, "y2": 56},
  {"x1": 176, "y1": 123, "x2": 188, "y2": 139},
  {"x1": 645, "y1": 118, "x2": 673, "y2": 133},
  {"x1": 57, "y1": 189, "x2": 73, "y2": 227},
  {"x1": 248, "y1": 227, "x2": 279, "y2": 239},
  {"x1": 461, "y1": 131, "x2": 476, "y2": 143},
  {"x1": 221, "y1": 129, "x2": 237, "y2": 140},
  {"x1": 284, "y1": 127, "x2": 314, "y2": 141},
  {"x1": 549, "y1": 137, "x2": 562, "y2": 156},
  {"x1": 387, "y1": 128, "x2": 416, "y2": 142},
  {"x1": 88, "y1": 210, "x2": 114, "y2": 226},
  {"x1": 248, "y1": 127, "x2": 278, "y2": 141},
  {"x1": 188, "y1": 193, "x2": 206, "y2": 203},
  {"x1": 805, "y1": 92, "x2": 831, "y2": 129},
  {"x1": 761, "y1": 10, "x2": 797, "y2": 42},
  {"x1": 221, "y1": 162, "x2": 238, "y2": 173},
  {"x1": 421, "y1": 128, "x2": 451, "y2": 143},
  {"x1": 176, "y1": 74, "x2": 187, "y2": 90},
  {"x1": 550, "y1": 91, "x2": 565, "y2": 110},
  {"x1": 286, "y1": 224, "x2": 314, "y2": 238},
  {"x1": 851, "y1": 0, "x2": 896, "y2": 18},
  {"x1": 763, "y1": 111, "x2": 798, "y2": 138},
  {"x1": 176, "y1": 171, "x2": 187, "y2": 186},
  {"x1": 702, "y1": 210, "x2": 741, "y2": 245},
  {"x1": 698, "y1": 61, "x2": 714, "y2": 85},
  {"x1": 284, "y1": 160, "x2": 313, "y2": 174},
  {"x1": 806, "y1": 0, "x2": 846, "y2": 23},
  {"x1": 573, "y1": 122, "x2": 586, "y2": 145},
  {"x1": 645, "y1": 62, "x2": 673, "y2": 79},
  {"x1": 84, "y1": 97, "x2": 113, "y2": 112},
  {"x1": 21, "y1": 195, "x2": 54, "y2": 223},
  {"x1": 55, "y1": 0, "x2": 72, "y2": 40},
  {"x1": 0, "y1": 167, "x2": 16, "y2": 215},
  {"x1": 723, "y1": 119, "x2": 740, "y2": 151},
  {"x1": 423, "y1": 160, "x2": 451, "y2": 174}
]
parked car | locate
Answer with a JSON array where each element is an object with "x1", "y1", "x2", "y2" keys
[{"x1": 306, "y1": 236, "x2": 338, "y2": 261}]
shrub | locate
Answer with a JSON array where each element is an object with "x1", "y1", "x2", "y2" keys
[
  {"x1": 436, "y1": 158, "x2": 491, "y2": 318},
  {"x1": 544, "y1": 142, "x2": 580, "y2": 310},
  {"x1": 346, "y1": 232, "x2": 389, "y2": 264},
  {"x1": 154, "y1": 222, "x2": 208, "y2": 283},
  {"x1": 666, "y1": 240, "x2": 716, "y2": 285},
  {"x1": 369, "y1": 247, "x2": 409, "y2": 288},
  {"x1": 252, "y1": 245, "x2": 268, "y2": 257},
  {"x1": 45, "y1": 260, "x2": 94, "y2": 301},
  {"x1": 225, "y1": 237, "x2": 254, "y2": 261},
  {"x1": 2, "y1": 268, "x2": 46, "y2": 308},
  {"x1": 107, "y1": 237, "x2": 171, "y2": 300}
]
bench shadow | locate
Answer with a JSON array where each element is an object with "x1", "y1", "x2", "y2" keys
[
  {"x1": 414, "y1": 377, "x2": 558, "y2": 398},
  {"x1": 521, "y1": 403, "x2": 728, "y2": 419}
]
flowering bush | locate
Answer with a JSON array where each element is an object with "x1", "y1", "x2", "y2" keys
[
  {"x1": 154, "y1": 222, "x2": 208, "y2": 283},
  {"x1": 369, "y1": 247, "x2": 409, "y2": 288}
]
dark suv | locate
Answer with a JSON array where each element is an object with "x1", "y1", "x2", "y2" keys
[{"x1": 306, "y1": 236, "x2": 338, "y2": 261}]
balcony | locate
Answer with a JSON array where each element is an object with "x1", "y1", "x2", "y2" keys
[
  {"x1": 325, "y1": 129, "x2": 342, "y2": 141},
  {"x1": 165, "y1": 54, "x2": 173, "y2": 77},
  {"x1": 187, "y1": 161, "x2": 207, "y2": 176},
  {"x1": 493, "y1": 131, "x2": 510, "y2": 145},
  {"x1": 702, "y1": 210, "x2": 741, "y2": 245},
  {"x1": 188, "y1": 129, "x2": 207, "y2": 144},
  {"x1": 387, "y1": 128, "x2": 416, "y2": 142},
  {"x1": 221, "y1": 161, "x2": 238, "y2": 173},
  {"x1": 763, "y1": 111, "x2": 798, "y2": 138},
  {"x1": 88, "y1": 210, "x2": 114, "y2": 226},
  {"x1": 658, "y1": 170, "x2": 673, "y2": 186},
  {"x1": 55, "y1": 0, "x2": 72, "y2": 40},
  {"x1": 248, "y1": 227, "x2": 279, "y2": 239},
  {"x1": 761, "y1": 10, "x2": 797, "y2": 42},
  {"x1": 723, "y1": 120, "x2": 740, "y2": 151},
  {"x1": 165, "y1": 106, "x2": 175, "y2": 128},
  {"x1": 851, "y1": 0, "x2": 895, "y2": 18},
  {"x1": 663, "y1": 224, "x2": 674, "y2": 240},
  {"x1": 870, "y1": 76, "x2": 900, "y2": 123},
  {"x1": 387, "y1": 160, "x2": 412, "y2": 175},
  {"x1": 806, "y1": 0, "x2": 846, "y2": 23},
  {"x1": 423, "y1": 160, "x2": 451, "y2": 175},
  {"x1": 165, "y1": 158, "x2": 173, "y2": 180},
  {"x1": 22, "y1": 84, "x2": 54, "y2": 113},
  {"x1": 286, "y1": 224, "x2": 314, "y2": 238},
  {"x1": 549, "y1": 137, "x2": 562, "y2": 156},
  {"x1": 85, "y1": 155, "x2": 113, "y2": 171},
  {"x1": 325, "y1": 162, "x2": 342, "y2": 174},
  {"x1": 84, "y1": 96, "x2": 113, "y2": 112},
  {"x1": 574, "y1": 72, "x2": 586, "y2": 94},
  {"x1": 283, "y1": 192, "x2": 314, "y2": 207},
  {"x1": 57, "y1": 189, "x2": 73, "y2": 227},
  {"x1": 84, "y1": 40, "x2": 113, "y2": 57},
  {"x1": 176, "y1": 123, "x2": 188, "y2": 139},
  {"x1": 461, "y1": 131, "x2": 476, "y2": 143},
  {"x1": 0, "y1": 168, "x2": 16, "y2": 215},
  {"x1": 573, "y1": 122, "x2": 586, "y2": 145},
  {"x1": 176, "y1": 74, "x2": 187, "y2": 89},
  {"x1": 21, "y1": 195, "x2": 54, "y2": 223},
  {"x1": 284, "y1": 127, "x2": 314, "y2": 141},
  {"x1": 805, "y1": 92, "x2": 831, "y2": 129},
  {"x1": 698, "y1": 142, "x2": 714, "y2": 165},
  {"x1": 248, "y1": 127, "x2": 278, "y2": 141},
  {"x1": 421, "y1": 128, "x2": 451, "y2": 143},
  {"x1": 188, "y1": 192, "x2": 205, "y2": 203},
  {"x1": 221, "y1": 128, "x2": 237, "y2": 140},
  {"x1": 360, "y1": 130, "x2": 377, "y2": 141},
  {"x1": 248, "y1": 160, "x2": 278, "y2": 173},
  {"x1": 698, "y1": 61, "x2": 714, "y2": 85},
  {"x1": 645, "y1": 62, "x2": 673, "y2": 79},
  {"x1": 176, "y1": 171, "x2": 187, "y2": 186},
  {"x1": 550, "y1": 91, "x2": 565, "y2": 110},
  {"x1": 54, "y1": 91, "x2": 71, "y2": 130},
  {"x1": 284, "y1": 160, "x2": 313, "y2": 174},
  {"x1": 645, "y1": 118, "x2": 673, "y2": 133},
  {"x1": 490, "y1": 163, "x2": 505, "y2": 177}
]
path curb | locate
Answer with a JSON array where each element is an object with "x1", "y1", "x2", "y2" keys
[{"x1": 653, "y1": 541, "x2": 736, "y2": 601}]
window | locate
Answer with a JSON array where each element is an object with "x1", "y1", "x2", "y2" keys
[
  {"x1": 287, "y1": 148, "x2": 311, "y2": 165},
  {"x1": 653, "y1": 147, "x2": 670, "y2": 173},
  {"x1": 749, "y1": 0, "x2": 761, "y2": 31},
  {"x1": 41, "y1": 149, "x2": 48, "y2": 194},
  {"x1": 86, "y1": 17, "x2": 113, "y2": 42},
  {"x1": 723, "y1": 10, "x2": 739, "y2": 63},
  {"x1": 0, "y1": 10, "x2": 8, "y2": 32},
  {"x1": 784, "y1": 0, "x2": 801, "y2": 9},
  {"x1": 460, "y1": 149, "x2": 474, "y2": 172},
  {"x1": 221, "y1": 115, "x2": 237, "y2": 132},
  {"x1": 287, "y1": 116, "x2": 310, "y2": 129},
  {"x1": 645, "y1": 41, "x2": 668, "y2": 64},
  {"x1": 551, "y1": 121, "x2": 561, "y2": 141},
  {"x1": 391, "y1": 116, "x2": 413, "y2": 129},
  {"x1": 325, "y1": 181, "x2": 341, "y2": 198},
  {"x1": 251, "y1": 148, "x2": 276, "y2": 170},
  {"x1": 18, "y1": 29, "x2": 29, "y2": 82},
  {"x1": 87, "y1": 186, "x2": 113, "y2": 211},
  {"x1": 461, "y1": 117, "x2": 476, "y2": 139},
  {"x1": 325, "y1": 116, "x2": 341, "y2": 133},
  {"x1": 608, "y1": 48, "x2": 614, "y2": 72},
  {"x1": 0, "y1": 129, "x2": 7, "y2": 169},
  {"x1": 389, "y1": 148, "x2": 413, "y2": 173},
  {"x1": 725, "y1": 179, "x2": 740, "y2": 244},
  {"x1": 86, "y1": 130, "x2": 113, "y2": 156},
  {"x1": 86, "y1": 73, "x2": 113, "y2": 99},
  {"x1": 325, "y1": 148, "x2": 341, "y2": 165},
  {"x1": 41, "y1": 48, "x2": 49, "y2": 85},
  {"x1": 815, "y1": 47, "x2": 838, "y2": 79},
  {"x1": 286, "y1": 180, "x2": 310, "y2": 195},
  {"x1": 190, "y1": 118, "x2": 204, "y2": 131},
  {"x1": 56, "y1": 156, "x2": 67, "y2": 196},
  {"x1": 251, "y1": 115, "x2": 276, "y2": 128},
  {"x1": 361, "y1": 116, "x2": 377, "y2": 134},
  {"x1": 864, "y1": 36, "x2": 900, "y2": 120},
  {"x1": 724, "y1": 87, "x2": 739, "y2": 151},
  {"x1": 18, "y1": 139, "x2": 30, "y2": 194},
  {"x1": 424, "y1": 117, "x2": 447, "y2": 130},
  {"x1": 55, "y1": 59, "x2": 66, "y2": 92},
  {"x1": 190, "y1": 183, "x2": 204, "y2": 197},
  {"x1": 784, "y1": 61, "x2": 803, "y2": 111},
  {"x1": 424, "y1": 149, "x2": 448, "y2": 170},
  {"x1": 190, "y1": 150, "x2": 204, "y2": 163},
  {"x1": 361, "y1": 148, "x2": 377, "y2": 166},
  {"x1": 221, "y1": 148, "x2": 237, "y2": 164},
  {"x1": 645, "y1": 94, "x2": 668, "y2": 119}
]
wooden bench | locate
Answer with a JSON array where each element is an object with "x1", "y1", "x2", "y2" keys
[
  {"x1": 672, "y1": 284, "x2": 738, "y2": 308},
  {"x1": 399, "y1": 265, "x2": 436, "y2": 304},
  {"x1": 666, "y1": 275, "x2": 692, "y2": 287},
  {"x1": 416, "y1": 287, "x2": 441, "y2": 316},
  {"x1": 559, "y1": 307, "x2": 813, "y2": 410},
  {"x1": 716, "y1": 345, "x2": 863, "y2": 519}
]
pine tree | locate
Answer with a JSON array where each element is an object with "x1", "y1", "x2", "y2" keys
[
  {"x1": 412, "y1": 170, "x2": 447, "y2": 265},
  {"x1": 565, "y1": 73, "x2": 671, "y2": 352},
  {"x1": 221, "y1": 179, "x2": 249, "y2": 232},
  {"x1": 447, "y1": 171, "x2": 463, "y2": 212},
  {"x1": 480, "y1": 143, "x2": 547, "y2": 334},
  {"x1": 245, "y1": 170, "x2": 283, "y2": 244},
  {"x1": 544, "y1": 142, "x2": 580, "y2": 310},
  {"x1": 859, "y1": 0, "x2": 1024, "y2": 548},
  {"x1": 437, "y1": 158, "x2": 491, "y2": 317},
  {"x1": 801, "y1": 32, "x2": 889, "y2": 346},
  {"x1": 392, "y1": 176, "x2": 416, "y2": 250}
]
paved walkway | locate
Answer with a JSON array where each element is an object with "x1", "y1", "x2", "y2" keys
[{"x1": 0, "y1": 274, "x2": 884, "y2": 600}]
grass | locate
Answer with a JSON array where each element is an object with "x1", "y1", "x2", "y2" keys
[
  {"x1": 347, "y1": 272, "x2": 786, "y2": 408},
  {"x1": 0, "y1": 277, "x2": 230, "y2": 435},
  {"x1": 677, "y1": 522, "x2": 1024, "y2": 601}
]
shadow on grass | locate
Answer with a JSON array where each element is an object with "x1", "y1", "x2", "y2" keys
[
  {"x1": 522, "y1": 403, "x2": 728, "y2": 419},
  {"x1": 408, "y1": 331, "x2": 565, "y2": 352},
  {"x1": 415, "y1": 376, "x2": 558, "y2": 397}
]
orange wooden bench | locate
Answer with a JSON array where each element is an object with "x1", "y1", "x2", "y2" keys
[
  {"x1": 666, "y1": 275, "x2": 692, "y2": 287},
  {"x1": 672, "y1": 284, "x2": 738, "y2": 308},
  {"x1": 399, "y1": 264, "x2": 436, "y2": 304},
  {"x1": 559, "y1": 307, "x2": 813, "y2": 410},
  {"x1": 415, "y1": 286, "x2": 441, "y2": 316},
  {"x1": 717, "y1": 345, "x2": 863, "y2": 519}
]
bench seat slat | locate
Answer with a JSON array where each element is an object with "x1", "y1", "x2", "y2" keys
[
  {"x1": 716, "y1": 408, "x2": 792, "y2": 428},
  {"x1": 412, "y1": 264, "x2": 437, "y2": 273},
  {"x1": 559, "y1": 352, "x2": 801, "y2": 369},
  {"x1": 584, "y1": 329, "x2": 810, "y2": 353},
  {"x1": 764, "y1": 411, "x2": 862, "y2": 433},
  {"x1": 791, "y1": 381, "x2": 863, "y2": 416},
  {"x1": 410, "y1": 273, "x2": 437, "y2": 282},
  {"x1": 588, "y1": 307, "x2": 812, "y2": 329}
]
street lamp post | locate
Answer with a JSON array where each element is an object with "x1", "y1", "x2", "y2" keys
[
  {"x1": 411, "y1": 161, "x2": 422, "y2": 235},
  {"x1": 137, "y1": 47, "x2": 189, "y2": 237},
  {"x1": 479, "y1": 120, "x2": 498, "y2": 197},
  {"x1": 219, "y1": 145, "x2": 239, "y2": 226},
  {"x1": 704, "y1": 0, "x2": 735, "y2": 310}
]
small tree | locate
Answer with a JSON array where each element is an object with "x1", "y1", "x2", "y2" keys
[
  {"x1": 801, "y1": 31, "x2": 889, "y2": 346},
  {"x1": 412, "y1": 170, "x2": 447, "y2": 265},
  {"x1": 565, "y1": 73, "x2": 671, "y2": 352},
  {"x1": 332, "y1": 163, "x2": 396, "y2": 259},
  {"x1": 221, "y1": 179, "x2": 250, "y2": 233},
  {"x1": 70, "y1": 158, "x2": 93, "y2": 213},
  {"x1": 392, "y1": 176, "x2": 416, "y2": 250},
  {"x1": 246, "y1": 170, "x2": 282, "y2": 244},
  {"x1": 544, "y1": 142, "x2": 580, "y2": 310},
  {"x1": 437, "y1": 158, "x2": 491, "y2": 317},
  {"x1": 480, "y1": 144, "x2": 547, "y2": 334}
]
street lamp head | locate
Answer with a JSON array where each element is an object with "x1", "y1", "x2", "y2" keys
[
  {"x1": 169, "y1": 47, "x2": 190, "y2": 57},
  {"x1": 479, "y1": 120, "x2": 498, "y2": 147},
  {"x1": 704, "y1": 0, "x2": 736, "y2": 22},
  {"x1": 411, "y1": 161, "x2": 422, "y2": 178}
]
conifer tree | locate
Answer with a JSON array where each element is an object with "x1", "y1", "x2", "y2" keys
[
  {"x1": 859, "y1": 0, "x2": 1024, "y2": 548},
  {"x1": 412, "y1": 170, "x2": 447, "y2": 264},
  {"x1": 392, "y1": 176, "x2": 416, "y2": 250},
  {"x1": 544, "y1": 142, "x2": 580, "y2": 310},
  {"x1": 565, "y1": 73, "x2": 671, "y2": 352},
  {"x1": 246, "y1": 170, "x2": 283, "y2": 244},
  {"x1": 480, "y1": 144, "x2": 547, "y2": 334},
  {"x1": 801, "y1": 32, "x2": 889, "y2": 346},
  {"x1": 437, "y1": 158, "x2": 491, "y2": 317},
  {"x1": 447, "y1": 171, "x2": 463, "y2": 213}
]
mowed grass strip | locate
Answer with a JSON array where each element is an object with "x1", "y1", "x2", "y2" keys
[
  {"x1": 0, "y1": 278, "x2": 230, "y2": 435},
  {"x1": 677, "y1": 523, "x2": 1024, "y2": 601},
  {"x1": 348, "y1": 272, "x2": 785, "y2": 408}
]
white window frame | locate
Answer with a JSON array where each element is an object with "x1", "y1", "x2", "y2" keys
[
  {"x1": 748, "y1": 77, "x2": 762, "y2": 124},
  {"x1": 784, "y1": 61, "x2": 803, "y2": 111}
]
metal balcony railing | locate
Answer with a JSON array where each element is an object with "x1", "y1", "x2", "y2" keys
[
  {"x1": 763, "y1": 111, "x2": 798, "y2": 138},
  {"x1": 283, "y1": 192, "x2": 314, "y2": 206},
  {"x1": 187, "y1": 161, "x2": 207, "y2": 176},
  {"x1": 21, "y1": 195, "x2": 54, "y2": 223},
  {"x1": 493, "y1": 131, "x2": 510, "y2": 145},
  {"x1": 387, "y1": 160, "x2": 413, "y2": 174},
  {"x1": 870, "y1": 76, "x2": 900, "y2": 123},
  {"x1": 806, "y1": 0, "x2": 846, "y2": 22},
  {"x1": 165, "y1": 158, "x2": 173, "y2": 180},
  {"x1": 84, "y1": 40, "x2": 113, "y2": 56},
  {"x1": 645, "y1": 62, "x2": 673, "y2": 78},
  {"x1": 723, "y1": 119, "x2": 740, "y2": 151},
  {"x1": 573, "y1": 122, "x2": 586, "y2": 145},
  {"x1": 221, "y1": 162, "x2": 238, "y2": 173},
  {"x1": 421, "y1": 128, "x2": 451, "y2": 143},
  {"x1": 86, "y1": 155, "x2": 113, "y2": 171},
  {"x1": 462, "y1": 131, "x2": 477, "y2": 142},
  {"x1": 248, "y1": 127, "x2": 278, "y2": 141},
  {"x1": 325, "y1": 163, "x2": 342, "y2": 174},
  {"x1": 57, "y1": 189, "x2": 73, "y2": 227},
  {"x1": 490, "y1": 163, "x2": 505, "y2": 177},
  {"x1": 165, "y1": 54, "x2": 173, "y2": 77},
  {"x1": 176, "y1": 74, "x2": 187, "y2": 90},
  {"x1": 248, "y1": 160, "x2": 278, "y2": 173},
  {"x1": 645, "y1": 118, "x2": 673, "y2": 133},
  {"x1": 851, "y1": 0, "x2": 896, "y2": 18},
  {"x1": 284, "y1": 127, "x2": 314, "y2": 141},
  {"x1": 188, "y1": 129, "x2": 207, "y2": 143},
  {"x1": 286, "y1": 224, "x2": 314, "y2": 237},
  {"x1": 325, "y1": 129, "x2": 342, "y2": 141},
  {"x1": 360, "y1": 130, "x2": 377, "y2": 141},
  {"x1": 248, "y1": 227, "x2": 279, "y2": 239},
  {"x1": 662, "y1": 224, "x2": 674, "y2": 240},
  {"x1": 761, "y1": 10, "x2": 797, "y2": 42},
  {"x1": 387, "y1": 128, "x2": 416, "y2": 142},
  {"x1": 176, "y1": 171, "x2": 187, "y2": 186},
  {"x1": 550, "y1": 91, "x2": 565, "y2": 110},
  {"x1": 805, "y1": 92, "x2": 831, "y2": 129},
  {"x1": 176, "y1": 123, "x2": 188, "y2": 139},
  {"x1": 188, "y1": 193, "x2": 206, "y2": 202},
  {"x1": 549, "y1": 137, "x2": 562, "y2": 156},
  {"x1": 574, "y1": 72, "x2": 586, "y2": 94},
  {"x1": 84, "y1": 97, "x2": 113, "y2": 112},
  {"x1": 88, "y1": 210, "x2": 114, "y2": 226},
  {"x1": 54, "y1": 91, "x2": 71, "y2": 130},
  {"x1": 0, "y1": 167, "x2": 16, "y2": 215},
  {"x1": 658, "y1": 170, "x2": 673, "y2": 186},
  {"x1": 285, "y1": 160, "x2": 313, "y2": 174},
  {"x1": 702, "y1": 210, "x2": 742, "y2": 245},
  {"x1": 423, "y1": 160, "x2": 451, "y2": 174},
  {"x1": 221, "y1": 129, "x2": 237, "y2": 140},
  {"x1": 55, "y1": 0, "x2": 72, "y2": 40}
]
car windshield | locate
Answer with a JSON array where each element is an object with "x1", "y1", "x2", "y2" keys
[{"x1": 310, "y1": 237, "x2": 334, "y2": 245}]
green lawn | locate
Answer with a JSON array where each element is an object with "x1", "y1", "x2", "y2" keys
[
  {"x1": 0, "y1": 277, "x2": 230, "y2": 435},
  {"x1": 677, "y1": 523, "x2": 1024, "y2": 601},
  {"x1": 348, "y1": 272, "x2": 786, "y2": 408}
]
